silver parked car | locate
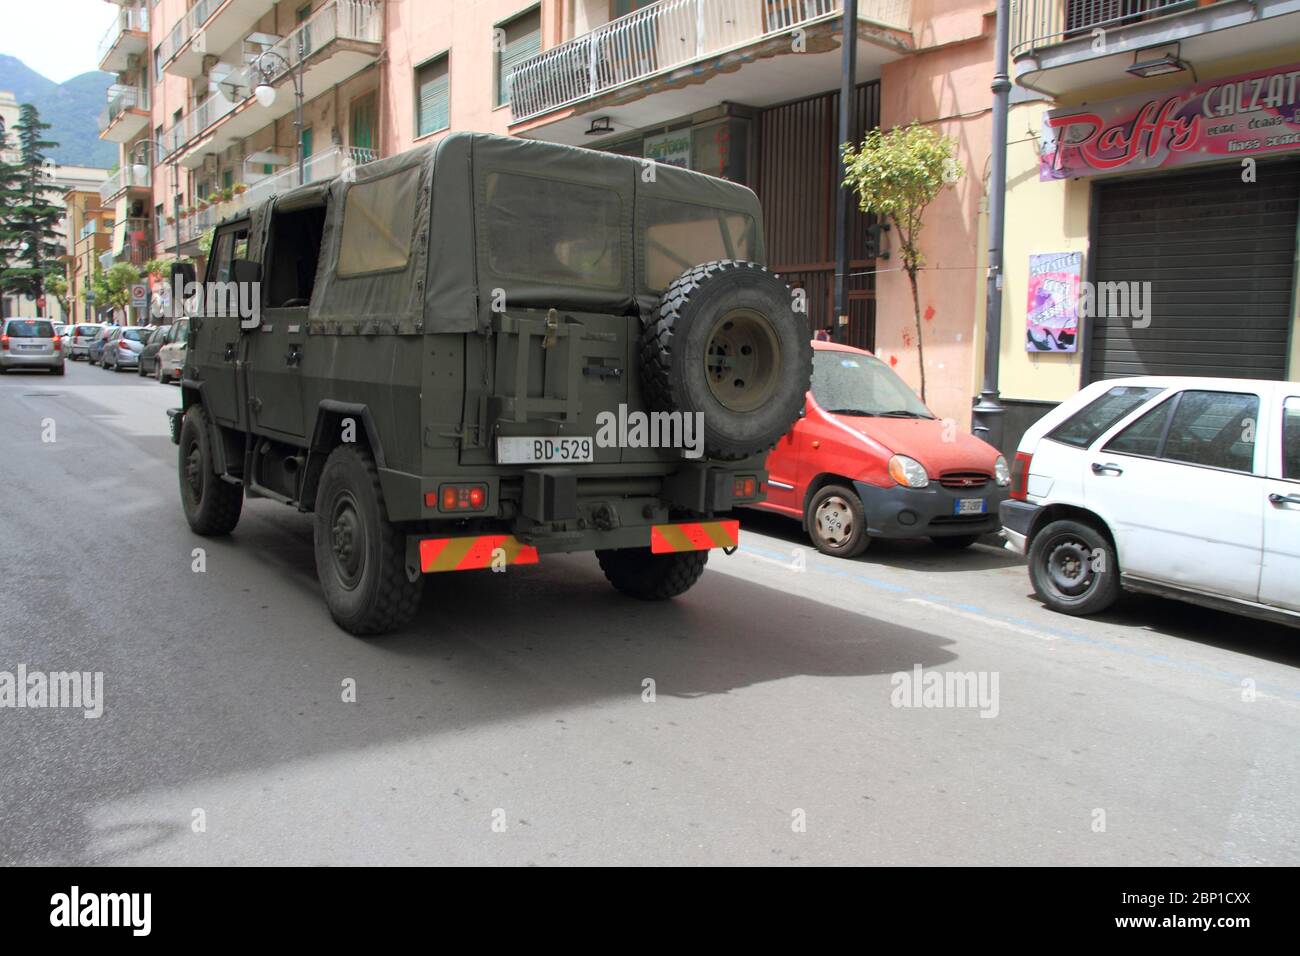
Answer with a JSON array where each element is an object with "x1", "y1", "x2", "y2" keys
[
  {"x1": 101, "y1": 325, "x2": 154, "y2": 372},
  {"x1": 68, "y1": 323, "x2": 105, "y2": 360},
  {"x1": 0, "y1": 318, "x2": 65, "y2": 375}
]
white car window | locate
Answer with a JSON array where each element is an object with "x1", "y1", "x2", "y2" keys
[
  {"x1": 1104, "y1": 397, "x2": 1176, "y2": 458},
  {"x1": 1161, "y1": 390, "x2": 1259, "y2": 474},
  {"x1": 1283, "y1": 397, "x2": 1299, "y2": 482}
]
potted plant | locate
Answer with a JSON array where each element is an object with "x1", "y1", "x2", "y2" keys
[
  {"x1": 221, "y1": 186, "x2": 234, "y2": 203},
  {"x1": 232, "y1": 182, "x2": 249, "y2": 196}
]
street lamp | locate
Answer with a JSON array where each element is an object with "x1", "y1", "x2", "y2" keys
[
  {"x1": 252, "y1": 47, "x2": 306, "y2": 186},
  {"x1": 128, "y1": 138, "x2": 182, "y2": 262}
]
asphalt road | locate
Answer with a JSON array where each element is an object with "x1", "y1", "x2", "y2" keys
[{"x1": 2, "y1": 359, "x2": 1297, "y2": 865}]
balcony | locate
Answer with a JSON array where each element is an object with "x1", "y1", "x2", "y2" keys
[
  {"x1": 162, "y1": 0, "x2": 277, "y2": 79},
  {"x1": 1011, "y1": 0, "x2": 1300, "y2": 96},
  {"x1": 97, "y1": 4, "x2": 149, "y2": 73},
  {"x1": 98, "y1": 85, "x2": 151, "y2": 143},
  {"x1": 163, "y1": 1, "x2": 382, "y2": 168},
  {"x1": 508, "y1": 0, "x2": 912, "y2": 141},
  {"x1": 99, "y1": 163, "x2": 152, "y2": 205},
  {"x1": 112, "y1": 217, "x2": 154, "y2": 266},
  {"x1": 174, "y1": 145, "x2": 377, "y2": 245}
]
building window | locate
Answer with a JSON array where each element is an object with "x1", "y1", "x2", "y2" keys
[
  {"x1": 494, "y1": 7, "x2": 541, "y2": 109},
  {"x1": 153, "y1": 47, "x2": 162, "y2": 84},
  {"x1": 414, "y1": 54, "x2": 449, "y2": 138}
]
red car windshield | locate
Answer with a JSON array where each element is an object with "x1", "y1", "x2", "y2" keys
[{"x1": 811, "y1": 351, "x2": 933, "y2": 419}]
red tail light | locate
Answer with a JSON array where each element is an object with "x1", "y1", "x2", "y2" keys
[
  {"x1": 428, "y1": 483, "x2": 489, "y2": 513},
  {"x1": 1010, "y1": 452, "x2": 1033, "y2": 501},
  {"x1": 52, "y1": 336, "x2": 62, "y2": 351},
  {"x1": 0, "y1": 335, "x2": 8, "y2": 350},
  {"x1": 732, "y1": 475, "x2": 759, "y2": 500}
]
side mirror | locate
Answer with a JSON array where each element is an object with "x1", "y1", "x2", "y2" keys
[
  {"x1": 170, "y1": 261, "x2": 196, "y2": 287},
  {"x1": 231, "y1": 259, "x2": 261, "y2": 285}
]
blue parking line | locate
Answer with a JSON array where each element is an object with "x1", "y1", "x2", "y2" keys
[{"x1": 737, "y1": 541, "x2": 1300, "y2": 701}]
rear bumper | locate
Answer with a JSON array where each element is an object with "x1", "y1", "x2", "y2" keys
[
  {"x1": 998, "y1": 499, "x2": 1040, "y2": 555},
  {"x1": 406, "y1": 519, "x2": 740, "y2": 575},
  {"x1": 853, "y1": 480, "x2": 1005, "y2": 538},
  {"x1": 0, "y1": 352, "x2": 62, "y2": 369}
]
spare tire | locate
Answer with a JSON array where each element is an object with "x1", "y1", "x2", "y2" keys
[{"x1": 639, "y1": 259, "x2": 812, "y2": 460}]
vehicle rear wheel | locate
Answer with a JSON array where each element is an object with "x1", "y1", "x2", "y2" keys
[
  {"x1": 313, "y1": 444, "x2": 423, "y2": 636},
  {"x1": 54, "y1": 364, "x2": 65, "y2": 376},
  {"x1": 156, "y1": 363, "x2": 164, "y2": 383},
  {"x1": 178, "y1": 406, "x2": 243, "y2": 536},
  {"x1": 596, "y1": 547, "x2": 707, "y2": 600},
  {"x1": 639, "y1": 260, "x2": 812, "y2": 460},
  {"x1": 1028, "y1": 518, "x2": 1120, "y2": 616},
  {"x1": 931, "y1": 534, "x2": 980, "y2": 550},
  {"x1": 806, "y1": 484, "x2": 870, "y2": 558}
]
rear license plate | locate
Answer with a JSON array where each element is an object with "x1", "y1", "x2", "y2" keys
[
  {"x1": 955, "y1": 498, "x2": 987, "y2": 516},
  {"x1": 20, "y1": 345, "x2": 46, "y2": 351},
  {"x1": 497, "y1": 436, "x2": 594, "y2": 465}
]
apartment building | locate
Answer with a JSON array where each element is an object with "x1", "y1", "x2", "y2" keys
[
  {"x1": 64, "y1": 188, "x2": 116, "y2": 324},
  {"x1": 105, "y1": 0, "x2": 1004, "y2": 425},
  {"x1": 992, "y1": 0, "x2": 1300, "y2": 453}
]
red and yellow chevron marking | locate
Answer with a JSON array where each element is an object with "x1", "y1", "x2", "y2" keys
[
  {"x1": 649, "y1": 519, "x2": 740, "y2": 555},
  {"x1": 419, "y1": 534, "x2": 540, "y2": 573}
]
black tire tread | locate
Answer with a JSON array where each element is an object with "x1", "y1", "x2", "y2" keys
[
  {"x1": 596, "y1": 548, "x2": 708, "y2": 600},
  {"x1": 179, "y1": 406, "x2": 243, "y2": 536}
]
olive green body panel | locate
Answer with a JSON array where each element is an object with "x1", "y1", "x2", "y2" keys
[{"x1": 182, "y1": 132, "x2": 771, "y2": 531}]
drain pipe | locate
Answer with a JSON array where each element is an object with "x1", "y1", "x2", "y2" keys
[
  {"x1": 972, "y1": 0, "x2": 1011, "y2": 451},
  {"x1": 833, "y1": 0, "x2": 859, "y2": 344}
]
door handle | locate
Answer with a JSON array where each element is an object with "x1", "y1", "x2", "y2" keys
[
  {"x1": 1091, "y1": 462, "x2": 1124, "y2": 476},
  {"x1": 1269, "y1": 493, "x2": 1300, "y2": 506},
  {"x1": 285, "y1": 346, "x2": 303, "y2": 367},
  {"x1": 223, "y1": 343, "x2": 236, "y2": 361}
]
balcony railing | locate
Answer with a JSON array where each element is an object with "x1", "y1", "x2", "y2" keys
[
  {"x1": 1011, "y1": 0, "x2": 1201, "y2": 57},
  {"x1": 98, "y1": 85, "x2": 149, "y2": 133},
  {"x1": 160, "y1": 0, "x2": 221, "y2": 66},
  {"x1": 113, "y1": 217, "x2": 154, "y2": 266},
  {"x1": 509, "y1": 0, "x2": 911, "y2": 123},
  {"x1": 99, "y1": 163, "x2": 152, "y2": 204},
  {"x1": 97, "y1": 4, "x2": 149, "y2": 65},
  {"x1": 162, "y1": 1, "x2": 381, "y2": 159},
  {"x1": 80, "y1": 218, "x2": 102, "y2": 241}
]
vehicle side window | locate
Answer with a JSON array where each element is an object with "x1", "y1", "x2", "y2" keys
[
  {"x1": 338, "y1": 168, "x2": 419, "y2": 277},
  {"x1": 1047, "y1": 386, "x2": 1164, "y2": 449},
  {"x1": 1162, "y1": 390, "x2": 1259, "y2": 474},
  {"x1": 209, "y1": 227, "x2": 250, "y2": 284},
  {"x1": 265, "y1": 204, "x2": 327, "y2": 307},
  {"x1": 1104, "y1": 397, "x2": 1174, "y2": 458},
  {"x1": 1283, "y1": 397, "x2": 1300, "y2": 481}
]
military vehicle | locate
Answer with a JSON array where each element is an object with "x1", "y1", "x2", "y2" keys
[{"x1": 168, "y1": 132, "x2": 812, "y2": 635}]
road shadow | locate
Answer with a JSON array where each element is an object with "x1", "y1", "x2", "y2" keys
[{"x1": 736, "y1": 508, "x2": 1024, "y2": 573}]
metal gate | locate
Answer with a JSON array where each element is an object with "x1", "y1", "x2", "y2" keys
[
  {"x1": 1088, "y1": 159, "x2": 1300, "y2": 381},
  {"x1": 755, "y1": 82, "x2": 881, "y2": 350}
]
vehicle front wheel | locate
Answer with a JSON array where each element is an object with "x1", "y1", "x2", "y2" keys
[
  {"x1": 806, "y1": 484, "x2": 870, "y2": 558},
  {"x1": 178, "y1": 407, "x2": 243, "y2": 536},
  {"x1": 596, "y1": 547, "x2": 707, "y2": 600},
  {"x1": 313, "y1": 444, "x2": 423, "y2": 636},
  {"x1": 931, "y1": 534, "x2": 980, "y2": 550},
  {"x1": 1027, "y1": 518, "x2": 1120, "y2": 616}
]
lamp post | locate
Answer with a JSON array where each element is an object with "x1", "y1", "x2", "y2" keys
[
  {"x1": 252, "y1": 46, "x2": 306, "y2": 186},
  {"x1": 129, "y1": 138, "x2": 181, "y2": 262}
]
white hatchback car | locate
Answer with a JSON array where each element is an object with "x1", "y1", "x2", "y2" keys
[{"x1": 1001, "y1": 377, "x2": 1299, "y2": 628}]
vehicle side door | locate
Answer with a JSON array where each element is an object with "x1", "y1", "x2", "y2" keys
[
  {"x1": 1260, "y1": 393, "x2": 1300, "y2": 612},
  {"x1": 198, "y1": 222, "x2": 251, "y2": 428},
  {"x1": 1089, "y1": 387, "x2": 1265, "y2": 600},
  {"x1": 244, "y1": 200, "x2": 326, "y2": 442},
  {"x1": 760, "y1": 395, "x2": 807, "y2": 517}
]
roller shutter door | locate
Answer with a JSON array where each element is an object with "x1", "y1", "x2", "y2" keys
[{"x1": 1089, "y1": 160, "x2": 1300, "y2": 381}]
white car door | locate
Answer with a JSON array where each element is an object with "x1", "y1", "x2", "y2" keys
[
  {"x1": 1259, "y1": 393, "x2": 1300, "y2": 613},
  {"x1": 1084, "y1": 387, "x2": 1265, "y2": 601}
]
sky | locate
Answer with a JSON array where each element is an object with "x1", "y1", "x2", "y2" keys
[{"x1": 0, "y1": 0, "x2": 121, "y2": 84}]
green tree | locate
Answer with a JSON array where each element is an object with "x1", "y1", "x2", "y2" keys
[
  {"x1": 842, "y1": 123, "x2": 964, "y2": 402},
  {"x1": 44, "y1": 270, "x2": 69, "y2": 316},
  {"x1": 0, "y1": 105, "x2": 66, "y2": 305},
  {"x1": 91, "y1": 262, "x2": 142, "y2": 317},
  {"x1": 0, "y1": 121, "x2": 26, "y2": 307}
]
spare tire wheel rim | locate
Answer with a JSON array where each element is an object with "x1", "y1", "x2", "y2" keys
[
  {"x1": 703, "y1": 307, "x2": 781, "y2": 413},
  {"x1": 329, "y1": 490, "x2": 366, "y2": 590},
  {"x1": 815, "y1": 495, "x2": 854, "y2": 549}
]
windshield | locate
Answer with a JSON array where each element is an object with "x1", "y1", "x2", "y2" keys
[
  {"x1": 173, "y1": 321, "x2": 189, "y2": 344},
  {"x1": 5, "y1": 320, "x2": 54, "y2": 338},
  {"x1": 811, "y1": 351, "x2": 933, "y2": 418},
  {"x1": 122, "y1": 329, "x2": 149, "y2": 343},
  {"x1": 75, "y1": 325, "x2": 100, "y2": 336}
]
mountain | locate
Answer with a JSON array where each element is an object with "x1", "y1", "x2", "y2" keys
[{"x1": 0, "y1": 55, "x2": 116, "y2": 169}]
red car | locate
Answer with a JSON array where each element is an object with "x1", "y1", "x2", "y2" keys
[{"x1": 751, "y1": 341, "x2": 1010, "y2": 557}]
